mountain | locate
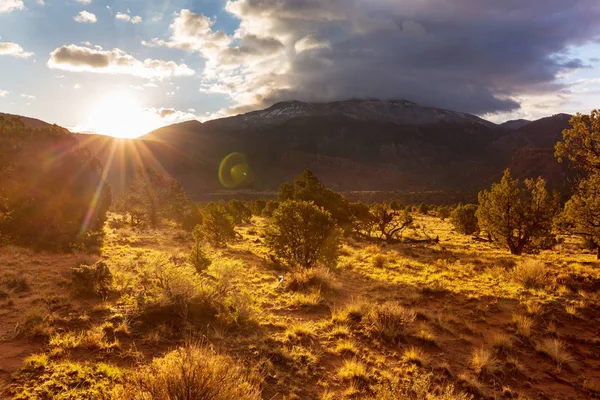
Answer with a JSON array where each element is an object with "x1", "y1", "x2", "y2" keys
[
  {"x1": 0, "y1": 112, "x2": 53, "y2": 129},
  {"x1": 499, "y1": 119, "x2": 531, "y2": 131},
  {"x1": 2, "y1": 100, "x2": 574, "y2": 199}
]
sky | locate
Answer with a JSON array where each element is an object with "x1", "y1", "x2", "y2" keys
[{"x1": 1, "y1": 0, "x2": 599, "y2": 137}]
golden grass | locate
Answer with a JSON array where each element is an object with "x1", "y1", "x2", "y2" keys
[
  {"x1": 535, "y1": 338, "x2": 575, "y2": 370},
  {"x1": 363, "y1": 302, "x2": 416, "y2": 343},
  {"x1": 401, "y1": 346, "x2": 429, "y2": 367},
  {"x1": 491, "y1": 333, "x2": 513, "y2": 354},
  {"x1": 471, "y1": 347, "x2": 500, "y2": 375},
  {"x1": 512, "y1": 314, "x2": 533, "y2": 338}
]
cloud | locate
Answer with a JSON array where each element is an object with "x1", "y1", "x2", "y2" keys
[
  {"x1": 76, "y1": 0, "x2": 91, "y2": 4},
  {"x1": 21, "y1": 94, "x2": 35, "y2": 100},
  {"x1": 0, "y1": 0, "x2": 24, "y2": 13},
  {"x1": 36, "y1": 0, "x2": 44, "y2": 5},
  {"x1": 74, "y1": 10, "x2": 96, "y2": 23},
  {"x1": 116, "y1": 12, "x2": 142, "y2": 24},
  {"x1": 142, "y1": 82, "x2": 158, "y2": 88},
  {"x1": 153, "y1": 2, "x2": 600, "y2": 117},
  {"x1": 0, "y1": 41, "x2": 34, "y2": 58},
  {"x1": 145, "y1": 107, "x2": 198, "y2": 123},
  {"x1": 0, "y1": 90, "x2": 8, "y2": 97},
  {"x1": 47, "y1": 44, "x2": 195, "y2": 79},
  {"x1": 74, "y1": 83, "x2": 82, "y2": 89}
]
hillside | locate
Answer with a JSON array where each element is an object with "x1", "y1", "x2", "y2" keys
[
  {"x1": 142, "y1": 100, "x2": 572, "y2": 195},
  {"x1": 2, "y1": 213, "x2": 599, "y2": 399},
  {"x1": 0, "y1": 113, "x2": 53, "y2": 129},
  {"x1": 1, "y1": 100, "x2": 574, "y2": 198}
]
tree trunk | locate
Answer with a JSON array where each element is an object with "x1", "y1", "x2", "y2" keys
[{"x1": 597, "y1": 245, "x2": 600, "y2": 260}]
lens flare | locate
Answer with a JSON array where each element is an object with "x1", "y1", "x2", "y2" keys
[{"x1": 218, "y1": 152, "x2": 253, "y2": 188}]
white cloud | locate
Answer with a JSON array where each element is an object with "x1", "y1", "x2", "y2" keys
[
  {"x1": 142, "y1": 82, "x2": 158, "y2": 88},
  {"x1": 21, "y1": 94, "x2": 35, "y2": 100},
  {"x1": 146, "y1": 107, "x2": 198, "y2": 123},
  {"x1": 36, "y1": 0, "x2": 44, "y2": 5},
  {"x1": 0, "y1": 0, "x2": 24, "y2": 13},
  {"x1": 187, "y1": 108, "x2": 196, "y2": 113},
  {"x1": 76, "y1": 0, "x2": 91, "y2": 4},
  {"x1": 0, "y1": 90, "x2": 8, "y2": 97},
  {"x1": 74, "y1": 83, "x2": 82, "y2": 89},
  {"x1": 47, "y1": 44, "x2": 195, "y2": 79},
  {"x1": 165, "y1": 91, "x2": 175, "y2": 96},
  {"x1": 116, "y1": 12, "x2": 142, "y2": 24},
  {"x1": 0, "y1": 41, "x2": 34, "y2": 58},
  {"x1": 74, "y1": 10, "x2": 96, "y2": 24}
]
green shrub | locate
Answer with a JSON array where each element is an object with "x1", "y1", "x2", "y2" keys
[
  {"x1": 226, "y1": 199, "x2": 252, "y2": 224},
  {"x1": 202, "y1": 203, "x2": 236, "y2": 247},
  {"x1": 418, "y1": 203, "x2": 430, "y2": 215},
  {"x1": 438, "y1": 206, "x2": 451, "y2": 221},
  {"x1": 70, "y1": 261, "x2": 113, "y2": 297},
  {"x1": 477, "y1": 170, "x2": 560, "y2": 255},
  {"x1": 450, "y1": 204, "x2": 479, "y2": 235},
  {"x1": 189, "y1": 225, "x2": 211, "y2": 272},
  {"x1": 261, "y1": 200, "x2": 279, "y2": 217},
  {"x1": 265, "y1": 200, "x2": 340, "y2": 269}
]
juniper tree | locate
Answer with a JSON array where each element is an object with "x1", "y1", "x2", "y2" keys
[
  {"x1": 555, "y1": 110, "x2": 600, "y2": 258},
  {"x1": 265, "y1": 200, "x2": 340, "y2": 268},
  {"x1": 450, "y1": 204, "x2": 479, "y2": 235},
  {"x1": 370, "y1": 203, "x2": 413, "y2": 242},
  {"x1": 477, "y1": 169, "x2": 560, "y2": 255}
]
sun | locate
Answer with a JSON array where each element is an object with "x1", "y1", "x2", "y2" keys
[{"x1": 86, "y1": 91, "x2": 158, "y2": 138}]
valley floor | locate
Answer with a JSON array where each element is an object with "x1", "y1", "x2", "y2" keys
[{"x1": 1, "y1": 214, "x2": 600, "y2": 399}]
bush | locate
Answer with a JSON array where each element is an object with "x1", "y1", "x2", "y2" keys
[
  {"x1": 70, "y1": 261, "x2": 113, "y2": 297},
  {"x1": 226, "y1": 199, "x2": 252, "y2": 225},
  {"x1": 450, "y1": 204, "x2": 479, "y2": 235},
  {"x1": 363, "y1": 302, "x2": 416, "y2": 344},
  {"x1": 283, "y1": 266, "x2": 337, "y2": 292},
  {"x1": 512, "y1": 259, "x2": 549, "y2": 288},
  {"x1": 265, "y1": 200, "x2": 340, "y2": 269},
  {"x1": 261, "y1": 200, "x2": 279, "y2": 217},
  {"x1": 250, "y1": 199, "x2": 267, "y2": 215},
  {"x1": 437, "y1": 206, "x2": 451, "y2": 221},
  {"x1": 117, "y1": 344, "x2": 261, "y2": 400},
  {"x1": 372, "y1": 371, "x2": 473, "y2": 400},
  {"x1": 477, "y1": 169, "x2": 560, "y2": 255},
  {"x1": 418, "y1": 203, "x2": 430, "y2": 215},
  {"x1": 189, "y1": 225, "x2": 211, "y2": 273},
  {"x1": 202, "y1": 203, "x2": 236, "y2": 247}
]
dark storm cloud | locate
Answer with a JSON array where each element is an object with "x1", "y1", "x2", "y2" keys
[{"x1": 181, "y1": 0, "x2": 600, "y2": 115}]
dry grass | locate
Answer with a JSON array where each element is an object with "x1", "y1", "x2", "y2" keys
[
  {"x1": 491, "y1": 333, "x2": 513, "y2": 354},
  {"x1": 401, "y1": 346, "x2": 430, "y2": 367},
  {"x1": 334, "y1": 339, "x2": 359, "y2": 355},
  {"x1": 363, "y1": 302, "x2": 416, "y2": 343},
  {"x1": 114, "y1": 343, "x2": 261, "y2": 399},
  {"x1": 535, "y1": 338, "x2": 575, "y2": 370},
  {"x1": 337, "y1": 359, "x2": 370, "y2": 388},
  {"x1": 512, "y1": 260, "x2": 550, "y2": 289},
  {"x1": 471, "y1": 347, "x2": 500, "y2": 375},
  {"x1": 512, "y1": 314, "x2": 533, "y2": 338}
]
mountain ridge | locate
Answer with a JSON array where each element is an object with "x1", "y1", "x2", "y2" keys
[{"x1": 2, "y1": 100, "x2": 574, "y2": 198}]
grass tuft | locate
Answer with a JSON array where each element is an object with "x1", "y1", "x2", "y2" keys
[
  {"x1": 535, "y1": 338, "x2": 575, "y2": 371},
  {"x1": 471, "y1": 347, "x2": 500, "y2": 375}
]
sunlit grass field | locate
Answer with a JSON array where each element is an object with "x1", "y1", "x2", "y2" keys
[{"x1": 1, "y1": 212, "x2": 599, "y2": 399}]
